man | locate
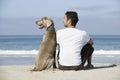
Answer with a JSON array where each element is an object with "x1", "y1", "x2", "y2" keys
[{"x1": 57, "y1": 11, "x2": 94, "y2": 70}]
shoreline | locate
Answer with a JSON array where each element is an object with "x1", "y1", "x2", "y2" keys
[
  {"x1": 0, "y1": 64, "x2": 120, "y2": 80},
  {"x1": 1, "y1": 54, "x2": 120, "y2": 65}
]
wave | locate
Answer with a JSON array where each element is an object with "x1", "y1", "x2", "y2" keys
[
  {"x1": 0, "y1": 50, "x2": 38, "y2": 57},
  {"x1": 0, "y1": 50, "x2": 120, "y2": 57},
  {"x1": 94, "y1": 50, "x2": 120, "y2": 54}
]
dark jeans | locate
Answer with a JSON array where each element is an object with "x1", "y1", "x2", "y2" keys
[
  {"x1": 58, "y1": 43, "x2": 94, "y2": 70},
  {"x1": 80, "y1": 43, "x2": 94, "y2": 62}
]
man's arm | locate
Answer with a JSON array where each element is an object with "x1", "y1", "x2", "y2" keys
[{"x1": 87, "y1": 38, "x2": 94, "y2": 45}]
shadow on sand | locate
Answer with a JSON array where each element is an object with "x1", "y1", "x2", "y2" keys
[{"x1": 84, "y1": 64, "x2": 117, "y2": 70}]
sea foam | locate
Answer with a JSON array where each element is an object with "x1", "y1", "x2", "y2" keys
[
  {"x1": 0, "y1": 50, "x2": 120, "y2": 57},
  {"x1": 0, "y1": 50, "x2": 37, "y2": 57}
]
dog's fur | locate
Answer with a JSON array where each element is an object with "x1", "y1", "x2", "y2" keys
[{"x1": 33, "y1": 17, "x2": 56, "y2": 71}]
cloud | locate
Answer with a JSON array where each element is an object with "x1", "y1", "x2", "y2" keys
[
  {"x1": 70, "y1": 5, "x2": 107, "y2": 12},
  {"x1": 68, "y1": 5, "x2": 109, "y2": 17},
  {"x1": 106, "y1": 10, "x2": 120, "y2": 17}
]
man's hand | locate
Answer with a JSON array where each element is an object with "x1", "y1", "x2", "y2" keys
[{"x1": 87, "y1": 38, "x2": 94, "y2": 45}]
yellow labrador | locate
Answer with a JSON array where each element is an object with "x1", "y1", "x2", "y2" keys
[{"x1": 33, "y1": 17, "x2": 56, "y2": 71}]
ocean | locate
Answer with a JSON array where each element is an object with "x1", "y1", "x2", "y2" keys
[{"x1": 0, "y1": 35, "x2": 120, "y2": 65}]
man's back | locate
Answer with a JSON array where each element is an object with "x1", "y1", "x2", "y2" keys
[{"x1": 57, "y1": 28, "x2": 90, "y2": 66}]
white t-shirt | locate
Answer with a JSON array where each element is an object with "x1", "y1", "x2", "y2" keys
[{"x1": 57, "y1": 28, "x2": 90, "y2": 66}]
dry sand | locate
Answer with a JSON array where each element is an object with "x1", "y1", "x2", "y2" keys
[{"x1": 0, "y1": 64, "x2": 120, "y2": 80}]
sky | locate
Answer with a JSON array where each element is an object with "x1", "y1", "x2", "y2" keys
[{"x1": 0, "y1": 0, "x2": 120, "y2": 35}]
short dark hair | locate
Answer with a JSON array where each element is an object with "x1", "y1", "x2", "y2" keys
[{"x1": 65, "y1": 11, "x2": 79, "y2": 26}]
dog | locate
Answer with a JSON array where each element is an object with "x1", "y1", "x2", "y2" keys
[{"x1": 32, "y1": 17, "x2": 57, "y2": 71}]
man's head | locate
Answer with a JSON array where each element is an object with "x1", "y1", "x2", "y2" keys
[{"x1": 64, "y1": 11, "x2": 79, "y2": 28}]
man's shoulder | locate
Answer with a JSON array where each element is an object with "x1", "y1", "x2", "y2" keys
[
  {"x1": 57, "y1": 28, "x2": 87, "y2": 34},
  {"x1": 57, "y1": 28, "x2": 67, "y2": 33},
  {"x1": 75, "y1": 29, "x2": 87, "y2": 34}
]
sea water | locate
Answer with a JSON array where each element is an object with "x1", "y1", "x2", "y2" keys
[{"x1": 0, "y1": 35, "x2": 120, "y2": 65}]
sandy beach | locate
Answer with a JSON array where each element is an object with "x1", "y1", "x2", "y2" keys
[{"x1": 0, "y1": 64, "x2": 120, "y2": 80}]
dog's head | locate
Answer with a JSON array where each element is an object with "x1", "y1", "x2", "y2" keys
[{"x1": 36, "y1": 17, "x2": 53, "y2": 29}]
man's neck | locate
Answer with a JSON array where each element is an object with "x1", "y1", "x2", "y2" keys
[{"x1": 67, "y1": 25, "x2": 75, "y2": 28}]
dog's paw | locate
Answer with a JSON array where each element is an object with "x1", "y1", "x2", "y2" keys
[{"x1": 30, "y1": 67, "x2": 38, "y2": 71}]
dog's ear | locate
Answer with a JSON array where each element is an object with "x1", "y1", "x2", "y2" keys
[{"x1": 43, "y1": 17, "x2": 53, "y2": 27}]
